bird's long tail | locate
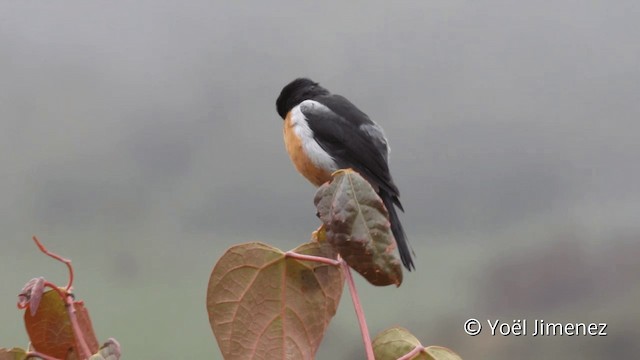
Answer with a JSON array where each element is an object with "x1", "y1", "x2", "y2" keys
[{"x1": 379, "y1": 189, "x2": 415, "y2": 271}]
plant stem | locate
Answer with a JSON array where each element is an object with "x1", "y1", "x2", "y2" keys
[
  {"x1": 342, "y1": 261, "x2": 374, "y2": 360},
  {"x1": 32, "y1": 236, "x2": 74, "y2": 292},
  {"x1": 397, "y1": 344, "x2": 425, "y2": 360},
  {"x1": 25, "y1": 350, "x2": 59, "y2": 360},
  {"x1": 284, "y1": 251, "x2": 342, "y2": 266},
  {"x1": 65, "y1": 296, "x2": 92, "y2": 359},
  {"x1": 30, "y1": 236, "x2": 91, "y2": 358},
  {"x1": 285, "y1": 250, "x2": 375, "y2": 359}
]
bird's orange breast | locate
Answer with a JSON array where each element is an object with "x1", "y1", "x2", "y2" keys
[{"x1": 283, "y1": 111, "x2": 332, "y2": 186}]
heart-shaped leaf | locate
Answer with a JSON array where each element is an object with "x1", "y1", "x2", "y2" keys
[
  {"x1": 314, "y1": 169, "x2": 403, "y2": 286},
  {"x1": 372, "y1": 327, "x2": 462, "y2": 360},
  {"x1": 207, "y1": 241, "x2": 344, "y2": 360}
]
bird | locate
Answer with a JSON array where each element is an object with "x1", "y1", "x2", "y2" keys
[{"x1": 276, "y1": 77, "x2": 414, "y2": 271}]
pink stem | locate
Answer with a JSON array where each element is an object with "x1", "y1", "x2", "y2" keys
[
  {"x1": 397, "y1": 344, "x2": 425, "y2": 360},
  {"x1": 285, "y1": 250, "x2": 375, "y2": 359},
  {"x1": 25, "y1": 350, "x2": 60, "y2": 360},
  {"x1": 342, "y1": 261, "x2": 374, "y2": 360},
  {"x1": 32, "y1": 236, "x2": 74, "y2": 291},
  {"x1": 64, "y1": 295, "x2": 92, "y2": 359},
  {"x1": 284, "y1": 251, "x2": 342, "y2": 266}
]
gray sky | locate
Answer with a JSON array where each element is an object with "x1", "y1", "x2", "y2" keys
[{"x1": 1, "y1": 1, "x2": 639, "y2": 359}]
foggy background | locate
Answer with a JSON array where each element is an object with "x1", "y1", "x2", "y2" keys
[{"x1": 1, "y1": 1, "x2": 639, "y2": 359}]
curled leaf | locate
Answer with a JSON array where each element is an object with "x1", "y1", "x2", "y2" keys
[
  {"x1": 28, "y1": 278, "x2": 46, "y2": 317},
  {"x1": 88, "y1": 338, "x2": 121, "y2": 360},
  {"x1": 207, "y1": 241, "x2": 344, "y2": 360},
  {"x1": 17, "y1": 277, "x2": 46, "y2": 316},
  {"x1": 314, "y1": 169, "x2": 403, "y2": 286}
]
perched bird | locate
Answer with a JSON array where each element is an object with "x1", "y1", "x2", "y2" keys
[{"x1": 276, "y1": 78, "x2": 414, "y2": 271}]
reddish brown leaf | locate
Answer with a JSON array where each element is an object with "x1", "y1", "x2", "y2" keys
[
  {"x1": 24, "y1": 289, "x2": 74, "y2": 359},
  {"x1": 23, "y1": 290, "x2": 99, "y2": 359},
  {"x1": 207, "y1": 241, "x2": 344, "y2": 360},
  {"x1": 314, "y1": 169, "x2": 403, "y2": 286},
  {"x1": 74, "y1": 301, "x2": 100, "y2": 355}
]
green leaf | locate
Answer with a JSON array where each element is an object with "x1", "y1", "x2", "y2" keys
[
  {"x1": 373, "y1": 327, "x2": 425, "y2": 360},
  {"x1": 0, "y1": 348, "x2": 27, "y2": 360},
  {"x1": 372, "y1": 327, "x2": 462, "y2": 360},
  {"x1": 424, "y1": 346, "x2": 463, "y2": 360},
  {"x1": 314, "y1": 169, "x2": 403, "y2": 286},
  {"x1": 207, "y1": 241, "x2": 344, "y2": 360}
]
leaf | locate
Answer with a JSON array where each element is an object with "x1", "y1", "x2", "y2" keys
[
  {"x1": 0, "y1": 348, "x2": 27, "y2": 360},
  {"x1": 17, "y1": 277, "x2": 45, "y2": 316},
  {"x1": 372, "y1": 327, "x2": 462, "y2": 360},
  {"x1": 314, "y1": 169, "x2": 403, "y2": 286},
  {"x1": 23, "y1": 290, "x2": 99, "y2": 359},
  {"x1": 423, "y1": 346, "x2": 463, "y2": 360},
  {"x1": 74, "y1": 301, "x2": 100, "y2": 355},
  {"x1": 24, "y1": 290, "x2": 74, "y2": 359},
  {"x1": 88, "y1": 338, "x2": 121, "y2": 360},
  {"x1": 207, "y1": 241, "x2": 344, "y2": 360}
]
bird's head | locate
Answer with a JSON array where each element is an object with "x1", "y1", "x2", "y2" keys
[{"x1": 276, "y1": 78, "x2": 329, "y2": 119}]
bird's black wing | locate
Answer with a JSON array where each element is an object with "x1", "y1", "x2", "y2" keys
[
  {"x1": 299, "y1": 95, "x2": 400, "y2": 197},
  {"x1": 301, "y1": 95, "x2": 414, "y2": 270}
]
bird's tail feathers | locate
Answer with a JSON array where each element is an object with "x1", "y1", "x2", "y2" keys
[{"x1": 379, "y1": 189, "x2": 415, "y2": 271}]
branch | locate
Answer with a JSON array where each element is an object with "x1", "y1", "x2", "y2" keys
[
  {"x1": 32, "y1": 236, "x2": 74, "y2": 292},
  {"x1": 284, "y1": 250, "x2": 374, "y2": 359},
  {"x1": 29, "y1": 236, "x2": 91, "y2": 359},
  {"x1": 64, "y1": 296, "x2": 92, "y2": 359},
  {"x1": 342, "y1": 261, "x2": 374, "y2": 360},
  {"x1": 24, "y1": 350, "x2": 60, "y2": 360},
  {"x1": 284, "y1": 251, "x2": 342, "y2": 266}
]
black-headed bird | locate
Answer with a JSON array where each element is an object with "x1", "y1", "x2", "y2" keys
[{"x1": 276, "y1": 78, "x2": 414, "y2": 271}]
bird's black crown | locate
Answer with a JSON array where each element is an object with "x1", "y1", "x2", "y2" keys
[{"x1": 276, "y1": 78, "x2": 330, "y2": 119}]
